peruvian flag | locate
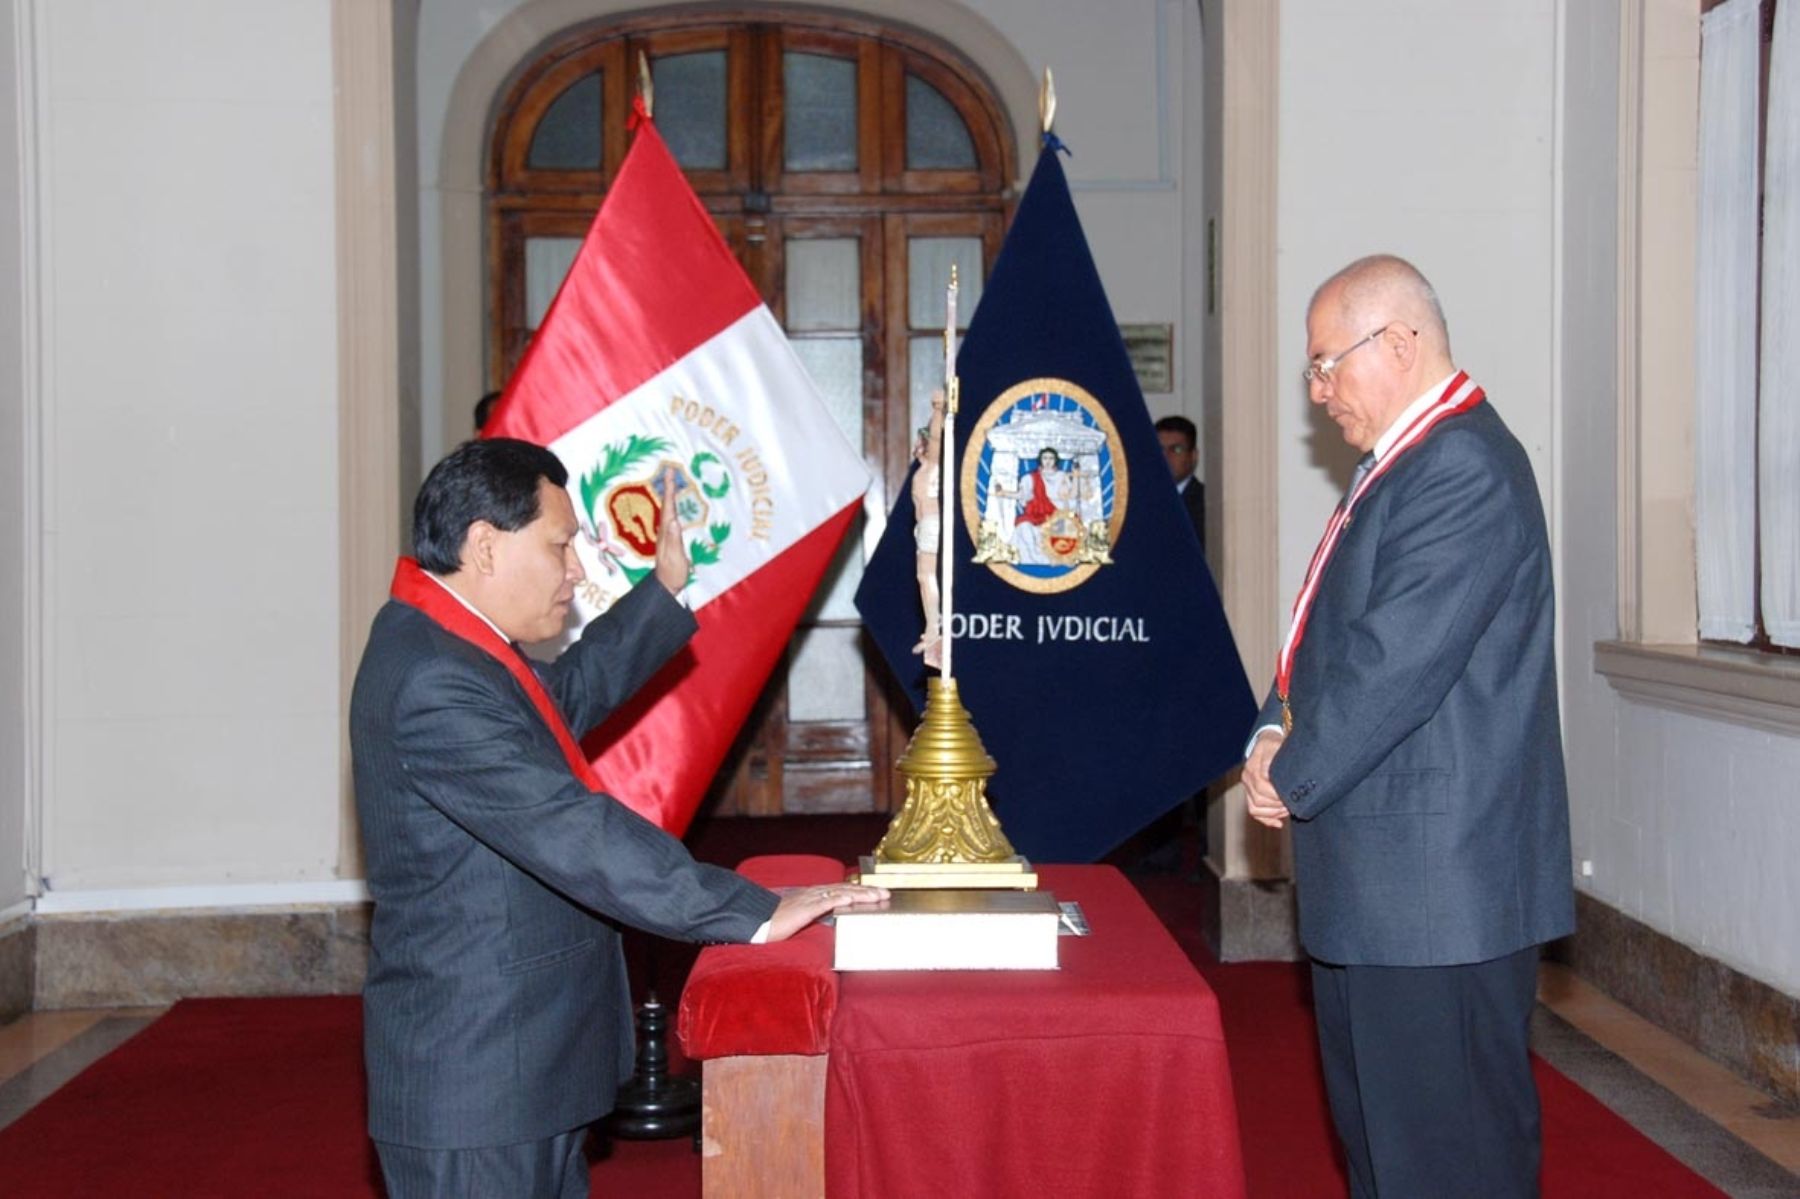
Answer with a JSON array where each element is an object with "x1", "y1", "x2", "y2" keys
[{"x1": 485, "y1": 106, "x2": 870, "y2": 836}]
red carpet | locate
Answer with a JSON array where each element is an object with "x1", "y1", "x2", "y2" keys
[
  {"x1": 1130, "y1": 863, "x2": 1730, "y2": 1199},
  {"x1": 0, "y1": 994, "x2": 699, "y2": 1198},
  {"x1": 1199, "y1": 962, "x2": 1728, "y2": 1198},
  {"x1": 0, "y1": 819, "x2": 1733, "y2": 1197}
]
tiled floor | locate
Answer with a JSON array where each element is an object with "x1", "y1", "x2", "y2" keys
[
  {"x1": 1, "y1": 972, "x2": 1797, "y2": 1196},
  {"x1": 0, "y1": 1006, "x2": 160, "y2": 1081},
  {"x1": 1533, "y1": 965, "x2": 1800, "y2": 1197},
  {"x1": 1538, "y1": 963, "x2": 1800, "y2": 1178},
  {"x1": 0, "y1": 1006, "x2": 164, "y2": 1131}
]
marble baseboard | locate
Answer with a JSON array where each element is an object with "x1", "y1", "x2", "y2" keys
[
  {"x1": 33, "y1": 905, "x2": 371, "y2": 1009},
  {"x1": 1200, "y1": 865, "x2": 1301, "y2": 962},
  {"x1": 1548, "y1": 892, "x2": 1800, "y2": 1107},
  {"x1": 0, "y1": 920, "x2": 34, "y2": 1024}
]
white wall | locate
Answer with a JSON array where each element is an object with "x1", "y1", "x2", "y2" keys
[
  {"x1": 414, "y1": 0, "x2": 1203, "y2": 465},
  {"x1": 966, "y1": 0, "x2": 1191, "y2": 420},
  {"x1": 1558, "y1": 4, "x2": 1800, "y2": 998},
  {"x1": 1275, "y1": 1, "x2": 1559, "y2": 610},
  {"x1": 1, "y1": 0, "x2": 32, "y2": 915},
  {"x1": 1558, "y1": 0, "x2": 1622, "y2": 921},
  {"x1": 1604, "y1": 708, "x2": 1800, "y2": 991},
  {"x1": 33, "y1": 0, "x2": 342, "y2": 892}
]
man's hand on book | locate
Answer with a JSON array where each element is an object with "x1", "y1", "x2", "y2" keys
[{"x1": 766, "y1": 882, "x2": 890, "y2": 942}]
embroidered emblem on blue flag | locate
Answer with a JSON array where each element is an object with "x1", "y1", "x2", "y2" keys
[{"x1": 965, "y1": 379, "x2": 1124, "y2": 592}]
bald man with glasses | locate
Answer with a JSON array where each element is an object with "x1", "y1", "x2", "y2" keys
[{"x1": 1242, "y1": 255, "x2": 1574, "y2": 1197}]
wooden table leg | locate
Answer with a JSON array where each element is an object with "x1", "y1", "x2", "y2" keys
[{"x1": 700, "y1": 1054, "x2": 827, "y2": 1198}]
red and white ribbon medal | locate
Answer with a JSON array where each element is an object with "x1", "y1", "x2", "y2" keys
[{"x1": 1275, "y1": 372, "x2": 1484, "y2": 734}]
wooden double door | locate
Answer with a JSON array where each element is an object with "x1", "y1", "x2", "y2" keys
[{"x1": 487, "y1": 13, "x2": 1014, "y2": 814}]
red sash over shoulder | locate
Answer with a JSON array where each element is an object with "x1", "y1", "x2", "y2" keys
[{"x1": 389, "y1": 556, "x2": 605, "y2": 793}]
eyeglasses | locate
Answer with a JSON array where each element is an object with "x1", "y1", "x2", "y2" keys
[{"x1": 1302, "y1": 324, "x2": 1415, "y2": 385}]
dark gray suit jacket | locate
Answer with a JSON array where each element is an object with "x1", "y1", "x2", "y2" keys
[
  {"x1": 350, "y1": 578, "x2": 778, "y2": 1148},
  {"x1": 1179, "y1": 475, "x2": 1206, "y2": 556},
  {"x1": 1261, "y1": 401, "x2": 1574, "y2": 967}
]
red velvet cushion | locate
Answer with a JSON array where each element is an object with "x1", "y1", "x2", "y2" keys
[{"x1": 677, "y1": 854, "x2": 847, "y2": 1059}]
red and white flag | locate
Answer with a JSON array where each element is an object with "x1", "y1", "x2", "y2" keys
[{"x1": 486, "y1": 108, "x2": 869, "y2": 835}]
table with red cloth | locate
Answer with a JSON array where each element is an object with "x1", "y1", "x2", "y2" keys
[{"x1": 679, "y1": 855, "x2": 1246, "y2": 1199}]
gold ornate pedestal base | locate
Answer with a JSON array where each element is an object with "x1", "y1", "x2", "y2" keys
[{"x1": 856, "y1": 676, "x2": 1037, "y2": 891}]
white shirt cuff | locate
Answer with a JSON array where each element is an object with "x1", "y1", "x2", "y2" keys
[
  {"x1": 750, "y1": 920, "x2": 771, "y2": 944},
  {"x1": 1244, "y1": 723, "x2": 1284, "y2": 760}
]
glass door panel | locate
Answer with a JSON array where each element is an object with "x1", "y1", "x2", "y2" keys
[
  {"x1": 651, "y1": 51, "x2": 728, "y2": 170},
  {"x1": 778, "y1": 223, "x2": 881, "y2": 811},
  {"x1": 527, "y1": 72, "x2": 602, "y2": 170},
  {"x1": 783, "y1": 52, "x2": 858, "y2": 173},
  {"x1": 788, "y1": 627, "x2": 867, "y2": 722},
  {"x1": 906, "y1": 236, "x2": 984, "y2": 328},
  {"x1": 523, "y1": 237, "x2": 582, "y2": 329}
]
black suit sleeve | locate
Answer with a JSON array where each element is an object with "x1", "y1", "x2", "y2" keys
[
  {"x1": 392, "y1": 658, "x2": 776, "y2": 942},
  {"x1": 1185, "y1": 479, "x2": 1206, "y2": 556}
]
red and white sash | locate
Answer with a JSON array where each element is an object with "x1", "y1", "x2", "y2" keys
[
  {"x1": 1275, "y1": 372, "x2": 1486, "y2": 733},
  {"x1": 389, "y1": 557, "x2": 605, "y2": 793}
]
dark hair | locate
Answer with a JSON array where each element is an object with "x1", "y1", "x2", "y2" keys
[
  {"x1": 474, "y1": 391, "x2": 503, "y2": 433},
  {"x1": 412, "y1": 438, "x2": 569, "y2": 574},
  {"x1": 1154, "y1": 415, "x2": 1197, "y2": 447}
]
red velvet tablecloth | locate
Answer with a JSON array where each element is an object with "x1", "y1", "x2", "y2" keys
[
  {"x1": 679, "y1": 860, "x2": 1245, "y2": 1199},
  {"x1": 826, "y1": 865, "x2": 1245, "y2": 1199}
]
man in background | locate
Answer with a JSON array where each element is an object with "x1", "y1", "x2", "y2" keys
[
  {"x1": 474, "y1": 390, "x2": 502, "y2": 434},
  {"x1": 1243, "y1": 255, "x2": 1573, "y2": 1197},
  {"x1": 351, "y1": 438, "x2": 883, "y2": 1197},
  {"x1": 1132, "y1": 412, "x2": 1209, "y2": 872},
  {"x1": 1156, "y1": 414, "x2": 1205, "y2": 555}
]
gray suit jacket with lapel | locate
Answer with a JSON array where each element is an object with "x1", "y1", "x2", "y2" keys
[
  {"x1": 1261, "y1": 401, "x2": 1574, "y2": 968},
  {"x1": 351, "y1": 578, "x2": 778, "y2": 1149}
]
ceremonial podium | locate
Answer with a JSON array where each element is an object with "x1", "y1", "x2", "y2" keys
[{"x1": 677, "y1": 855, "x2": 1247, "y2": 1199}]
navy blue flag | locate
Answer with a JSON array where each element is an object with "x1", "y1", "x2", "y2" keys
[{"x1": 853, "y1": 143, "x2": 1256, "y2": 863}]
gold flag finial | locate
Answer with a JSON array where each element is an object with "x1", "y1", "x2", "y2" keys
[
  {"x1": 1038, "y1": 66, "x2": 1056, "y2": 135},
  {"x1": 637, "y1": 51, "x2": 654, "y2": 118}
]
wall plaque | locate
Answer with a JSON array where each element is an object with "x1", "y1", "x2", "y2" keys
[{"x1": 1120, "y1": 323, "x2": 1174, "y2": 394}]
